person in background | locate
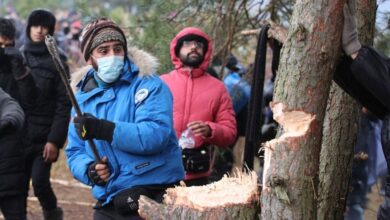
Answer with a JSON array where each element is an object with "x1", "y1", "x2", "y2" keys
[
  {"x1": 338, "y1": 0, "x2": 390, "y2": 219},
  {"x1": 66, "y1": 18, "x2": 184, "y2": 219},
  {"x1": 0, "y1": 88, "x2": 26, "y2": 220},
  {"x1": 0, "y1": 17, "x2": 37, "y2": 220},
  {"x1": 344, "y1": 110, "x2": 385, "y2": 220},
  {"x1": 21, "y1": 9, "x2": 72, "y2": 220},
  {"x1": 161, "y1": 27, "x2": 237, "y2": 186}
]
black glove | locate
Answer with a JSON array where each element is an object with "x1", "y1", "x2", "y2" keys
[
  {"x1": 73, "y1": 113, "x2": 115, "y2": 142},
  {"x1": 4, "y1": 47, "x2": 29, "y2": 80},
  {"x1": 0, "y1": 119, "x2": 17, "y2": 137},
  {"x1": 87, "y1": 162, "x2": 107, "y2": 186},
  {"x1": 342, "y1": 0, "x2": 361, "y2": 56}
]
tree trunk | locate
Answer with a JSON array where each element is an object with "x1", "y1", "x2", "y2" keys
[
  {"x1": 317, "y1": 1, "x2": 377, "y2": 219},
  {"x1": 261, "y1": 0, "x2": 345, "y2": 219},
  {"x1": 138, "y1": 171, "x2": 259, "y2": 220},
  {"x1": 316, "y1": 85, "x2": 360, "y2": 220}
]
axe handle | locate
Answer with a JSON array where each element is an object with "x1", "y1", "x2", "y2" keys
[{"x1": 45, "y1": 35, "x2": 101, "y2": 163}]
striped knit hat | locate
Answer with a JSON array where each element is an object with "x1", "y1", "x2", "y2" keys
[{"x1": 80, "y1": 18, "x2": 127, "y2": 61}]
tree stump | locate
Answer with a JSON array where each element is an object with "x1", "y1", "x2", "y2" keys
[{"x1": 138, "y1": 171, "x2": 260, "y2": 220}]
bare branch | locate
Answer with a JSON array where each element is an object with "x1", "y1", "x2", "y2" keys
[{"x1": 240, "y1": 20, "x2": 288, "y2": 43}]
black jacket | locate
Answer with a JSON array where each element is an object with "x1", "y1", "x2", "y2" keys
[
  {"x1": 334, "y1": 46, "x2": 390, "y2": 119},
  {"x1": 0, "y1": 87, "x2": 26, "y2": 197},
  {"x1": 21, "y1": 38, "x2": 71, "y2": 148}
]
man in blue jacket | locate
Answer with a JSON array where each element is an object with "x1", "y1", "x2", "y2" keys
[{"x1": 65, "y1": 18, "x2": 184, "y2": 219}]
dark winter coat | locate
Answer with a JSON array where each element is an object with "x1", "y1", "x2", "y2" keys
[
  {"x1": 21, "y1": 38, "x2": 71, "y2": 148},
  {"x1": 0, "y1": 87, "x2": 26, "y2": 197},
  {"x1": 334, "y1": 46, "x2": 390, "y2": 119}
]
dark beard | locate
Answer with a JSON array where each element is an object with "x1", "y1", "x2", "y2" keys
[{"x1": 180, "y1": 52, "x2": 203, "y2": 67}]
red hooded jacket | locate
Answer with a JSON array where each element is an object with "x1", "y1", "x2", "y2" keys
[{"x1": 161, "y1": 27, "x2": 237, "y2": 180}]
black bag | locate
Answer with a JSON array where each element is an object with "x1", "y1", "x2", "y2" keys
[
  {"x1": 112, "y1": 187, "x2": 149, "y2": 215},
  {"x1": 112, "y1": 184, "x2": 176, "y2": 215},
  {"x1": 182, "y1": 146, "x2": 210, "y2": 173}
]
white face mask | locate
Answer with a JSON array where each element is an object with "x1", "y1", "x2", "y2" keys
[{"x1": 95, "y1": 56, "x2": 124, "y2": 83}]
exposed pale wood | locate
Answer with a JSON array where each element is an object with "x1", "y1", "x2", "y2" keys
[{"x1": 139, "y1": 171, "x2": 260, "y2": 220}]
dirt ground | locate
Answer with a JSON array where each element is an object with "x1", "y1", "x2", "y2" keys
[{"x1": 0, "y1": 152, "x2": 386, "y2": 220}]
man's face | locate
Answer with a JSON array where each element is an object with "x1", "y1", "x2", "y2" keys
[
  {"x1": 0, "y1": 35, "x2": 13, "y2": 48},
  {"x1": 30, "y1": 25, "x2": 49, "y2": 42},
  {"x1": 88, "y1": 40, "x2": 125, "y2": 70},
  {"x1": 179, "y1": 40, "x2": 205, "y2": 68}
]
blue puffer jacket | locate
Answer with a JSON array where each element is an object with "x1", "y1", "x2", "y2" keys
[{"x1": 66, "y1": 51, "x2": 184, "y2": 205}]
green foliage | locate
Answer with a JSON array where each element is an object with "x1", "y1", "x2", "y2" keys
[
  {"x1": 10, "y1": 0, "x2": 68, "y2": 18},
  {"x1": 374, "y1": 12, "x2": 390, "y2": 56}
]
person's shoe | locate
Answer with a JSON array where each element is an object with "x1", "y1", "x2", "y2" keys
[{"x1": 43, "y1": 207, "x2": 63, "y2": 220}]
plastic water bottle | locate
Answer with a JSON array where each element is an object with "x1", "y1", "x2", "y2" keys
[{"x1": 178, "y1": 128, "x2": 195, "y2": 149}]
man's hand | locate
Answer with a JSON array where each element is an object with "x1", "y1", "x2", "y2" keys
[
  {"x1": 187, "y1": 121, "x2": 211, "y2": 137},
  {"x1": 88, "y1": 157, "x2": 110, "y2": 186},
  {"x1": 73, "y1": 113, "x2": 115, "y2": 142},
  {"x1": 342, "y1": 0, "x2": 361, "y2": 56},
  {"x1": 43, "y1": 142, "x2": 59, "y2": 163}
]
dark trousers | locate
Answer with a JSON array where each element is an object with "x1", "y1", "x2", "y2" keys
[
  {"x1": 378, "y1": 115, "x2": 390, "y2": 220},
  {"x1": 0, "y1": 195, "x2": 27, "y2": 220},
  {"x1": 93, "y1": 203, "x2": 143, "y2": 220},
  {"x1": 93, "y1": 184, "x2": 171, "y2": 220},
  {"x1": 25, "y1": 144, "x2": 57, "y2": 211},
  {"x1": 184, "y1": 176, "x2": 209, "y2": 186}
]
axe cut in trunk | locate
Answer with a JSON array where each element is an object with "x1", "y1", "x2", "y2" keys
[{"x1": 138, "y1": 170, "x2": 260, "y2": 220}]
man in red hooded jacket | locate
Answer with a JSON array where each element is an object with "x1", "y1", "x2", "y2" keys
[{"x1": 161, "y1": 27, "x2": 237, "y2": 186}]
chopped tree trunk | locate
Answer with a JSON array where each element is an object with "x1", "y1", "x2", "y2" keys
[
  {"x1": 138, "y1": 171, "x2": 259, "y2": 220},
  {"x1": 260, "y1": 0, "x2": 345, "y2": 219},
  {"x1": 317, "y1": 1, "x2": 376, "y2": 219}
]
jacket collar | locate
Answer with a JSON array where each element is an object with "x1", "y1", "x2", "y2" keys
[{"x1": 71, "y1": 47, "x2": 159, "y2": 93}]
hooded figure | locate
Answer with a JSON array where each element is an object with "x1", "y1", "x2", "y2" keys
[{"x1": 161, "y1": 27, "x2": 237, "y2": 186}]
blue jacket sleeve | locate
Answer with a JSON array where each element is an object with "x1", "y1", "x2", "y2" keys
[
  {"x1": 65, "y1": 108, "x2": 95, "y2": 186},
  {"x1": 111, "y1": 79, "x2": 174, "y2": 155}
]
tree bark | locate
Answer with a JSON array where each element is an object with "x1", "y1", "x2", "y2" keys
[
  {"x1": 317, "y1": 1, "x2": 377, "y2": 219},
  {"x1": 317, "y1": 85, "x2": 360, "y2": 220},
  {"x1": 261, "y1": 0, "x2": 346, "y2": 219}
]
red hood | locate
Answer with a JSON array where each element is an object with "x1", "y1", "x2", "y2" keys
[{"x1": 170, "y1": 27, "x2": 212, "y2": 77}]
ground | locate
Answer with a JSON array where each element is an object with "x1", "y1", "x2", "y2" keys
[{"x1": 0, "y1": 152, "x2": 386, "y2": 220}]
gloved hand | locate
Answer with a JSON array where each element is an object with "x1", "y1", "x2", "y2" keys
[
  {"x1": 87, "y1": 157, "x2": 109, "y2": 186},
  {"x1": 4, "y1": 47, "x2": 29, "y2": 80},
  {"x1": 73, "y1": 113, "x2": 115, "y2": 142},
  {"x1": 342, "y1": 0, "x2": 361, "y2": 56},
  {"x1": 0, "y1": 119, "x2": 17, "y2": 137}
]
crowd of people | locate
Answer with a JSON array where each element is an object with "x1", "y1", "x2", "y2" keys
[{"x1": 0, "y1": 1, "x2": 389, "y2": 219}]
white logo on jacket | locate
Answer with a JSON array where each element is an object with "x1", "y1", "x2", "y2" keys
[{"x1": 135, "y1": 89, "x2": 149, "y2": 105}]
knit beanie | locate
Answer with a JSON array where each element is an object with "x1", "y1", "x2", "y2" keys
[
  {"x1": 174, "y1": 34, "x2": 208, "y2": 56},
  {"x1": 80, "y1": 18, "x2": 127, "y2": 61},
  {"x1": 26, "y1": 9, "x2": 56, "y2": 38}
]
